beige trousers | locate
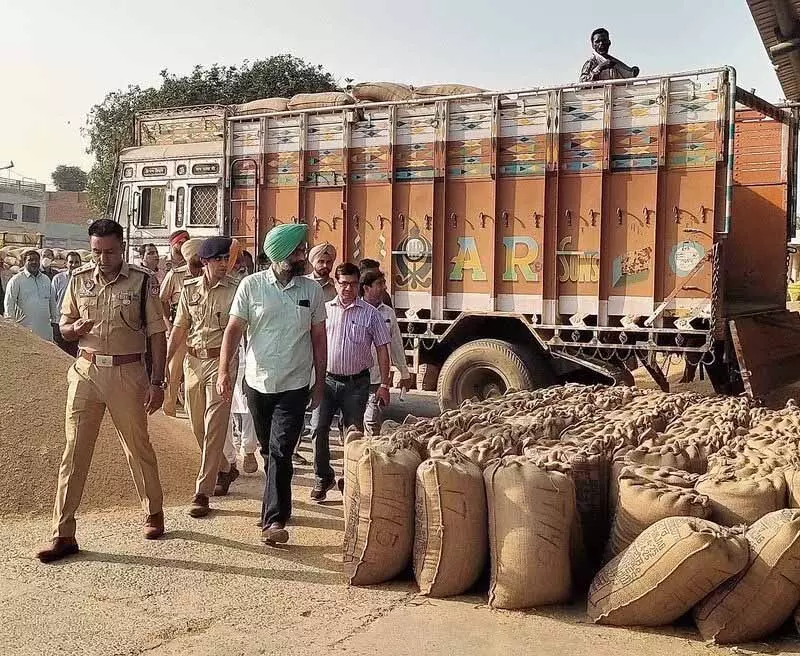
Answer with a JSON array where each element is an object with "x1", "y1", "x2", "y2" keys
[
  {"x1": 184, "y1": 354, "x2": 237, "y2": 496},
  {"x1": 163, "y1": 340, "x2": 187, "y2": 414},
  {"x1": 53, "y1": 357, "x2": 164, "y2": 538}
]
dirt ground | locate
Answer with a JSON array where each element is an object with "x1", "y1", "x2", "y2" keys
[{"x1": 2, "y1": 392, "x2": 800, "y2": 656}]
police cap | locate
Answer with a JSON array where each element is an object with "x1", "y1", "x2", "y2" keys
[{"x1": 198, "y1": 236, "x2": 233, "y2": 260}]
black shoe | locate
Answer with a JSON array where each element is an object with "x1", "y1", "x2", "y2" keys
[
  {"x1": 310, "y1": 478, "x2": 336, "y2": 502},
  {"x1": 337, "y1": 478, "x2": 345, "y2": 495},
  {"x1": 291, "y1": 452, "x2": 309, "y2": 466}
]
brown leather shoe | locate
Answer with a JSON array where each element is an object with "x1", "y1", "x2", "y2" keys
[
  {"x1": 213, "y1": 465, "x2": 239, "y2": 496},
  {"x1": 36, "y1": 537, "x2": 79, "y2": 563},
  {"x1": 261, "y1": 522, "x2": 289, "y2": 545},
  {"x1": 188, "y1": 494, "x2": 209, "y2": 518},
  {"x1": 143, "y1": 511, "x2": 165, "y2": 539}
]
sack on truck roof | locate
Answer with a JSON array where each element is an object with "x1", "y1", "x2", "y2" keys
[
  {"x1": 287, "y1": 92, "x2": 355, "y2": 111},
  {"x1": 412, "y1": 84, "x2": 487, "y2": 98},
  {"x1": 351, "y1": 82, "x2": 414, "y2": 103},
  {"x1": 234, "y1": 97, "x2": 289, "y2": 115}
]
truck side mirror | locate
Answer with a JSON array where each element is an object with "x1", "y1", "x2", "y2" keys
[{"x1": 132, "y1": 191, "x2": 140, "y2": 226}]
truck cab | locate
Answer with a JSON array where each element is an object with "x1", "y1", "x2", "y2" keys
[{"x1": 115, "y1": 105, "x2": 227, "y2": 260}]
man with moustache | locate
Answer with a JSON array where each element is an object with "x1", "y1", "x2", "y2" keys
[{"x1": 217, "y1": 224, "x2": 327, "y2": 545}]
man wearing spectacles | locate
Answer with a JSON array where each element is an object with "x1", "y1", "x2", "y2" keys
[{"x1": 309, "y1": 262, "x2": 391, "y2": 502}]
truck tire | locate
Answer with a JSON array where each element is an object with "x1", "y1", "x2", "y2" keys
[{"x1": 437, "y1": 339, "x2": 549, "y2": 411}]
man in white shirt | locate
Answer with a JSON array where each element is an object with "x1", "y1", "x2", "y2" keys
[
  {"x1": 360, "y1": 269, "x2": 411, "y2": 435},
  {"x1": 51, "y1": 251, "x2": 83, "y2": 356},
  {"x1": 4, "y1": 249, "x2": 58, "y2": 342}
]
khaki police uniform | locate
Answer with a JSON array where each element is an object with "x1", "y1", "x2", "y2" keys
[
  {"x1": 174, "y1": 274, "x2": 239, "y2": 496},
  {"x1": 54, "y1": 262, "x2": 165, "y2": 539},
  {"x1": 160, "y1": 264, "x2": 190, "y2": 414}
]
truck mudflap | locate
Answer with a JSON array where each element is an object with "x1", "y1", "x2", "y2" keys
[{"x1": 729, "y1": 310, "x2": 800, "y2": 398}]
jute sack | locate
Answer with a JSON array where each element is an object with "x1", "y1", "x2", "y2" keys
[
  {"x1": 287, "y1": 92, "x2": 355, "y2": 110},
  {"x1": 414, "y1": 449, "x2": 487, "y2": 597},
  {"x1": 588, "y1": 517, "x2": 748, "y2": 627},
  {"x1": 351, "y1": 82, "x2": 414, "y2": 102},
  {"x1": 694, "y1": 509, "x2": 800, "y2": 644},
  {"x1": 343, "y1": 438, "x2": 422, "y2": 586},
  {"x1": 606, "y1": 473, "x2": 711, "y2": 559},
  {"x1": 235, "y1": 97, "x2": 289, "y2": 114},
  {"x1": 413, "y1": 84, "x2": 486, "y2": 98},
  {"x1": 695, "y1": 471, "x2": 786, "y2": 526},
  {"x1": 484, "y1": 457, "x2": 575, "y2": 609}
]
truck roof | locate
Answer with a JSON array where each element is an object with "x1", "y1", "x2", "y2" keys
[{"x1": 119, "y1": 142, "x2": 223, "y2": 162}]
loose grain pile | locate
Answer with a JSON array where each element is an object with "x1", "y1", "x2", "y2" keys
[
  {"x1": 343, "y1": 382, "x2": 800, "y2": 644},
  {"x1": 0, "y1": 321, "x2": 201, "y2": 516}
]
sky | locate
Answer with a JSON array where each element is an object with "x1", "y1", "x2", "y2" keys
[{"x1": 0, "y1": 0, "x2": 785, "y2": 187}]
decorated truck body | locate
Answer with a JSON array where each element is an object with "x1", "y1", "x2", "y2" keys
[{"x1": 115, "y1": 67, "x2": 800, "y2": 409}]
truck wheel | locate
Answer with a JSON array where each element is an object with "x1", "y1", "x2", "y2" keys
[{"x1": 437, "y1": 339, "x2": 548, "y2": 411}]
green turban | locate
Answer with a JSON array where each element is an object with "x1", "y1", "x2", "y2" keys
[{"x1": 263, "y1": 223, "x2": 307, "y2": 263}]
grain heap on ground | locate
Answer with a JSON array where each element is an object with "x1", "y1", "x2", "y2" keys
[
  {"x1": 343, "y1": 383, "x2": 800, "y2": 645},
  {"x1": 0, "y1": 320, "x2": 201, "y2": 516}
]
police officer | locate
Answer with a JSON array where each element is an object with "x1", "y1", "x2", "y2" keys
[
  {"x1": 36, "y1": 219, "x2": 168, "y2": 563},
  {"x1": 159, "y1": 229, "x2": 191, "y2": 416},
  {"x1": 166, "y1": 237, "x2": 240, "y2": 517}
]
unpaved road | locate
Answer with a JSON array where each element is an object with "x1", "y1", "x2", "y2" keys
[{"x1": 2, "y1": 392, "x2": 800, "y2": 655}]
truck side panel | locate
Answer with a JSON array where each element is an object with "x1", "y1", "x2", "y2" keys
[{"x1": 725, "y1": 107, "x2": 791, "y2": 315}]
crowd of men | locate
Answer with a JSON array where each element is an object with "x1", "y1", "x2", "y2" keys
[{"x1": 18, "y1": 220, "x2": 409, "y2": 563}]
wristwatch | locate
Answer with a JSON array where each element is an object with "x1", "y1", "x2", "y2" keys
[{"x1": 151, "y1": 380, "x2": 167, "y2": 390}]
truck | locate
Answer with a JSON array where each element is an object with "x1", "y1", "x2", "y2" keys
[{"x1": 114, "y1": 67, "x2": 800, "y2": 410}]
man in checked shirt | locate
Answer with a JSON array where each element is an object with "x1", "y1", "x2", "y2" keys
[{"x1": 310, "y1": 262, "x2": 392, "y2": 501}]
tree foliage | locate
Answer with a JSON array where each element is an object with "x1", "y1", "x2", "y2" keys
[
  {"x1": 51, "y1": 165, "x2": 88, "y2": 192},
  {"x1": 84, "y1": 55, "x2": 340, "y2": 213}
]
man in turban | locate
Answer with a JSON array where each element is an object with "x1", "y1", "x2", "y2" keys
[
  {"x1": 217, "y1": 223, "x2": 327, "y2": 545},
  {"x1": 159, "y1": 230, "x2": 193, "y2": 416},
  {"x1": 306, "y1": 242, "x2": 337, "y2": 303}
]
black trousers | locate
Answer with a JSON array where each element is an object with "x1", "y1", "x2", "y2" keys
[{"x1": 244, "y1": 382, "x2": 309, "y2": 527}]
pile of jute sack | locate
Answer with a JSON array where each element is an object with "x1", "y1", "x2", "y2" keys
[
  {"x1": 233, "y1": 82, "x2": 487, "y2": 115},
  {"x1": 340, "y1": 384, "x2": 800, "y2": 645},
  {"x1": 0, "y1": 246, "x2": 92, "y2": 273}
]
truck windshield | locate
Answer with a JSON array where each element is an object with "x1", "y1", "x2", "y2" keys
[{"x1": 140, "y1": 187, "x2": 166, "y2": 227}]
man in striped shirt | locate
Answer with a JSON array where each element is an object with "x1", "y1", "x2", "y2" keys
[{"x1": 310, "y1": 262, "x2": 391, "y2": 501}]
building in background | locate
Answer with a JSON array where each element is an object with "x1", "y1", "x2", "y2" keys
[{"x1": 0, "y1": 172, "x2": 98, "y2": 250}]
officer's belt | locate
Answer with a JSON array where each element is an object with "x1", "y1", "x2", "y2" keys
[
  {"x1": 80, "y1": 351, "x2": 142, "y2": 367},
  {"x1": 188, "y1": 347, "x2": 221, "y2": 359}
]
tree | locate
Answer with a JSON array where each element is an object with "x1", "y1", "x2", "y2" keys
[
  {"x1": 51, "y1": 165, "x2": 88, "y2": 192},
  {"x1": 84, "y1": 55, "x2": 341, "y2": 214}
]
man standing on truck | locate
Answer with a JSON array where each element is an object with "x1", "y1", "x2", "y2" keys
[
  {"x1": 4, "y1": 249, "x2": 59, "y2": 342},
  {"x1": 309, "y1": 262, "x2": 391, "y2": 502},
  {"x1": 579, "y1": 28, "x2": 640, "y2": 82},
  {"x1": 160, "y1": 229, "x2": 191, "y2": 416},
  {"x1": 217, "y1": 223, "x2": 327, "y2": 545},
  {"x1": 36, "y1": 219, "x2": 167, "y2": 563}
]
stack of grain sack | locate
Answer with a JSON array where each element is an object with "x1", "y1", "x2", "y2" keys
[
  {"x1": 0, "y1": 246, "x2": 91, "y2": 273},
  {"x1": 341, "y1": 384, "x2": 800, "y2": 645},
  {"x1": 230, "y1": 82, "x2": 488, "y2": 118}
]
